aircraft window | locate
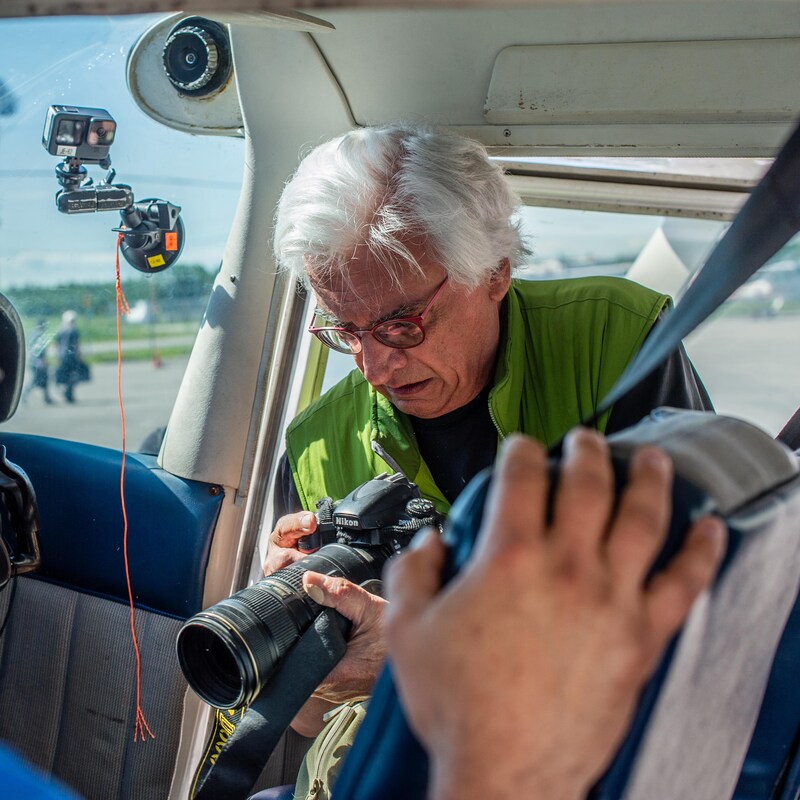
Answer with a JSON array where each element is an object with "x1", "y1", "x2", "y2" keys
[
  {"x1": 0, "y1": 14, "x2": 243, "y2": 451},
  {"x1": 687, "y1": 232, "x2": 800, "y2": 435},
  {"x1": 517, "y1": 205, "x2": 800, "y2": 435},
  {"x1": 319, "y1": 202, "x2": 800, "y2": 438}
]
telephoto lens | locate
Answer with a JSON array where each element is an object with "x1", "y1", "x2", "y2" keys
[{"x1": 176, "y1": 542, "x2": 392, "y2": 709}]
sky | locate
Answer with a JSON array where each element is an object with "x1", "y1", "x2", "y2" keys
[{"x1": 0, "y1": 14, "x2": 244, "y2": 289}]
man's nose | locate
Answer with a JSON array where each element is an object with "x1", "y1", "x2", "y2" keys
[{"x1": 356, "y1": 335, "x2": 407, "y2": 386}]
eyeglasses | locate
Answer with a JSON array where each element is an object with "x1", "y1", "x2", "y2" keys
[{"x1": 308, "y1": 276, "x2": 449, "y2": 355}]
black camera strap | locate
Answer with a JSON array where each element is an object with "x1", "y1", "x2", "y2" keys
[{"x1": 191, "y1": 608, "x2": 349, "y2": 800}]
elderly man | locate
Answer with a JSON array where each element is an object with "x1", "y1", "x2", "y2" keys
[{"x1": 265, "y1": 122, "x2": 711, "y2": 760}]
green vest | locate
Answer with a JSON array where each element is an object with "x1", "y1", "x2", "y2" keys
[{"x1": 285, "y1": 276, "x2": 669, "y2": 514}]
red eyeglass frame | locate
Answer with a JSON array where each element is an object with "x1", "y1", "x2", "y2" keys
[{"x1": 308, "y1": 275, "x2": 449, "y2": 354}]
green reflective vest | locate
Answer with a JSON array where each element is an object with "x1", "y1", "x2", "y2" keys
[{"x1": 285, "y1": 276, "x2": 669, "y2": 514}]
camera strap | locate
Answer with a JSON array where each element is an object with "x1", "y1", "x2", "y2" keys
[{"x1": 191, "y1": 608, "x2": 349, "y2": 800}]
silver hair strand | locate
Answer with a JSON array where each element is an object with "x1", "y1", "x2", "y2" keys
[{"x1": 273, "y1": 121, "x2": 527, "y2": 290}]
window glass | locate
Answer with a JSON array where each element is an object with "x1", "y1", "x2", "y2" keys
[
  {"x1": 686, "y1": 233, "x2": 800, "y2": 434},
  {"x1": 0, "y1": 15, "x2": 243, "y2": 451},
  {"x1": 518, "y1": 206, "x2": 725, "y2": 286}
]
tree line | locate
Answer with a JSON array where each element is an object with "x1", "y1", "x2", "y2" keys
[{"x1": 6, "y1": 264, "x2": 216, "y2": 321}]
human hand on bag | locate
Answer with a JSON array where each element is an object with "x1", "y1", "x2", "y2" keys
[{"x1": 385, "y1": 430, "x2": 726, "y2": 800}]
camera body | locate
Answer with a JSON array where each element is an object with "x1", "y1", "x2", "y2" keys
[
  {"x1": 177, "y1": 473, "x2": 443, "y2": 709},
  {"x1": 303, "y1": 471, "x2": 441, "y2": 550},
  {"x1": 42, "y1": 105, "x2": 117, "y2": 165}
]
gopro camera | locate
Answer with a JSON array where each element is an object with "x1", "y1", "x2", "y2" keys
[{"x1": 42, "y1": 105, "x2": 117, "y2": 166}]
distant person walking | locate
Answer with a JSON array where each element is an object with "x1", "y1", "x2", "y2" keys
[
  {"x1": 55, "y1": 310, "x2": 89, "y2": 403},
  {"x1": 23, "y1": 320, "x2": 53, "y2": 404}
]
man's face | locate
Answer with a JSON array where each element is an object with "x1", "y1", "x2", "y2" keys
[{"x1": 310, "y1": 246, "x2": 510, "y2": 419}]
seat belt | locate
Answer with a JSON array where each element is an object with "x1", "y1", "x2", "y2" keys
[
  {"x1": 331, "y1": 117, "x2": 800, "y2": 800},
  {"x1": 593, "y1": 118, "x2": 800, "y2": 417},
  {"x1": 778, "y1": 405, "x2": 800, "y2": 451}
]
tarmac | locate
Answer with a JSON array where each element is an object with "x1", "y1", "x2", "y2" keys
[
  {"x1": 5, "y1": 354, "x2": 191, "y2": 451},
  {"x1": 2, "y1": 315, "x2": 799, "y2": 454}
]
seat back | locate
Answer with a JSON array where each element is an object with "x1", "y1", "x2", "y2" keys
[
  {"x1": 0, "y1": 579, "x2": 188, "y2": 799},
  {"x1": 598, "y1": 411, "x2": 800, "y2": 800},
  {"x1": 614, "y1": 484, "x2": 800, "y2": 799}
]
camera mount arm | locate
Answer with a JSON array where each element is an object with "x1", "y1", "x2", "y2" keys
[
  {"x1": 44, "y1": 104, "x2": 185, "y2": 273},
  {"x1": 113, "y1": 198, "x2": 184, "y2": 274}
]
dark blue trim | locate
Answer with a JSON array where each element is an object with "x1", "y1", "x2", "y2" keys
[
  {"x1": 732, "y1": 583, "x2": 800, "y2": 799},
  {"x1": 0, "y1": 433, "x2": 222, "y2": 619}
]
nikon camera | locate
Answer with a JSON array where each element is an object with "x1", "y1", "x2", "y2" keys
[{"x1": 176, "y1": 472, "x2": 442, "y2": 709}]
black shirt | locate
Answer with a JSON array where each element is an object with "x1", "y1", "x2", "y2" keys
[{"x1": 410, "y1": 384, "x2": 496, "y2": 504}]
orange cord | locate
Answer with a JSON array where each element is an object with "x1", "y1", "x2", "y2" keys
[{"x1": 115, "y1": 233, "x2": 154, "y2": 742}]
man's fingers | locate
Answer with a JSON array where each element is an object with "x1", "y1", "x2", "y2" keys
[
  {"x1": 385, "y1": 528, "x2": 446, "y2": 630},
  {"x1": 262, "y1": 546, "x2": 306, "y2": 575},
  {"x1": 551, "y1": 428, "x2": 614, "y2": 557},
  {"x1": 607, "y1": 447, "x2": 674, "y2": 595},
  {"x1": 473, "y1": 434, "x2": 549, "y2": 557},
  {"x1": 644, "y1": 516, "x2": 727, "y2": 646},
  {"x1": 303, "y1": 571, "x2": 387, "y2": 627},
  {"x1": 272, "y1": 511, "x2": 316, "y2": 546}
]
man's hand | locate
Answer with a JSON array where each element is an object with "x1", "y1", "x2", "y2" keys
[
  {"x1": 287, "y1": 573, "x2": 388, "y2": 737},
  {"x1": 385, "y1": 429, "x2": 727, "y2": 800},
  {"x1": 263, "y1": 515, "x2": 388, "y2": 737},
  {"x1": 302, "y1": 572, "x2": 387, "y2": 704},
  {"x1": 262, "y1": 511, "x2": 318, "y2": 574}
]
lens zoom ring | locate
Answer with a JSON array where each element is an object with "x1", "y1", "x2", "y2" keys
[
  {"x1": 271, "y1": 565, "x2": 306, "y2": 591},
  {"x1": 235, "y1": 585, "x2": 300, "y2": 654}
]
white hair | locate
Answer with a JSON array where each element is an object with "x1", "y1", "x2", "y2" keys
[{"x1": 273, "y1": 121, "x2": 527, "y2": 290}]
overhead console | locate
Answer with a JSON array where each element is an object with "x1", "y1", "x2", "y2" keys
[{"x1": 125, "y1": 10, "x2": 334, "y2": 137}]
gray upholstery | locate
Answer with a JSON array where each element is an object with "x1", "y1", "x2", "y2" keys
[
  {"x1": 624, "y1": 474, "x2": 800, "y2": 800},
  {"x1": 0, "y1": 578, "x2": 187, "y2": 800},
  {"x1": 607, "y1": 412, "x2": 800, "y2": 799}
]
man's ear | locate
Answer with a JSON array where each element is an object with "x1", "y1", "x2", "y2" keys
[{"x1": 488, "y1": 258, "x2": 512, "y2": 301}]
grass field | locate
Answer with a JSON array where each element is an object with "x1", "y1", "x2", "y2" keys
[{"x1": 23, "y1": 316, "x2": 200, "y2": 363}]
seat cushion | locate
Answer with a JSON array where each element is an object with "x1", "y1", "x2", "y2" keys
[{"x1": 0, "y1": 577, "x2": 187, "y2": 800}]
